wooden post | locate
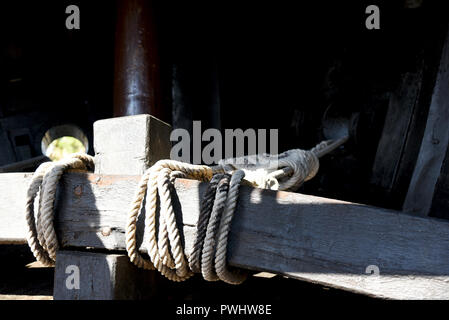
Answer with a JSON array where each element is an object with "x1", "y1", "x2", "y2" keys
[{"x1": 53, "y1": 115, "x2": 172, "y2": 300}]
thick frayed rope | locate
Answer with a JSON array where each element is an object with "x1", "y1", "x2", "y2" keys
[
  {"x1": 125, "y1": 162, "x2": 248, "y2": 284},
  {"x1": 191, "y1": 171, "x2": 248, "y2": 284},
  {"x1": 214, "y1": 170, "x2": 247, "y2": 284},
  {"x1": 25, "y1": 139, "x2": 341, "y2": 285},
  {"x1": 124, "y1": 141, "x2": 342, "y2": 284},
  {"x1": 199, "y1": 174, "x2": 231, "y2": 281},
  {"x1": 123, "y1": 140, "x2": 344, "y2": 284},
  {"x1": 125, "y1": 160, "x2": 213, "y2": 282},
  {"x1": 216, "y1": 138, "x2": 346, "y2": 191},
  {"x1": 189, "y1": 174, "x2": 226, "y2": 274},
  {"x1": 25, "y1": 153, "x2": 95, "y2": 267},
  {"x1": 217, "y1": 148, "x2": 317, "y2": 191}
]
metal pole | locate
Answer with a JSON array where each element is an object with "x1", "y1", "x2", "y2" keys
[{"x1": 113, "y1": 0, "x2": 168, "y2": 121}]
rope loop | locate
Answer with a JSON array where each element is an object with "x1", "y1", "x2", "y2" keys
[
  {"x1": 25, "y1": 153, "x2": 94, "y2": 266},
  {"x1": 25, "y1": 140, "x2": 340, "y2": 285},
  {"x1": 216, "y1": 147, "x2": 321, "y2": 192},
  {"x1": 125, "y1": 164, "x2": 247, "y2": 284},
  {"x1": 125, "y1": 160, "x2": 214, "y2": 282}
]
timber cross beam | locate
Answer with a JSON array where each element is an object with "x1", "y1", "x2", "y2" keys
[{"x1": 1, "y1": 115, "x2": 449, "y2": 300}]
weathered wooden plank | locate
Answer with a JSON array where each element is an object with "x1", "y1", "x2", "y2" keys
[
  {"x1": 48, "y1": 172, "x2": 449, "y2": 299},
  {"x1": 430, "y1": 143, "x2": 449, "y2": 219},
  {"x1": 371, "y1": 70, "x2": 423, "y2": 191},
  {"x1": 0, "y1": 173, "x2": 32, "y2": 244},
  {"x1": 370, "y1": 19, "x2": 447, "y2": 211},
  {"x1": 403, "y1": 24, "x2": 449, "y2": 216},
  {"x1": 4, "y1": 171, "x2": 449, "y2": 298}
]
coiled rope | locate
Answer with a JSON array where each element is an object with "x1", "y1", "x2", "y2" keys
[
  {"x1": 25, "y1": 138, "x2": 345, "y2": 284},
  {"x1": 25, "y1": 153, "x2": 95, "y2": 267},
  {"x1": 124, "y1": 139, "x2": 345, "y2": 284}
]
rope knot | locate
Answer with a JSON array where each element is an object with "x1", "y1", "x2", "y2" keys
[{"x1": 217, "y1": 147, "x2": 320, "y2": 192}]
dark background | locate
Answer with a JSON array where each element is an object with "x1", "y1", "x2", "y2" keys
[
  {"x1": 1, "y1": 0, "x2": 448, "y2": 210},
  {"x1": 1, "y1": 0, "x2": 449, "y2": 299}
]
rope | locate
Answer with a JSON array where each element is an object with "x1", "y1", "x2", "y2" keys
[
  {"x1": 216, "y1": 148, "x2": 317, "y2": 192},
  {"x1": 25, "y1": 153, "x2": 94, "y2": 267},
  {"x1": 125, "y1": 163, "x2": 248, "y2": 284},
  {"x1": 125, "y1": 160, "x2": 213, "y2": 282},
  {"x1": 215, "y1": 138, "x2": 347, "y2": 191},
  {"x1": 200, "y1": 174, "x2": 231, "y2": 281},
  {"x1": 189, "y1": 174, "x2": 225, "y2": 274},
  {"x1": 214, "y1": 170, "x2": 247, "y2": 284},
  {"x1": 25, "y1": 138, "x2": 344, "y2": 285},
  {"x1": 124, "y1": 140, "x2": 346, "y2": 284}
]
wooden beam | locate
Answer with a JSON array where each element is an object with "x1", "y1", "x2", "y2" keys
[
  {"x1": 2, "y1": 171, "x2": 449, "y2": 299},
  {"x1": 370, "y1": 70, "x2": 423, "y2": 194}
]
